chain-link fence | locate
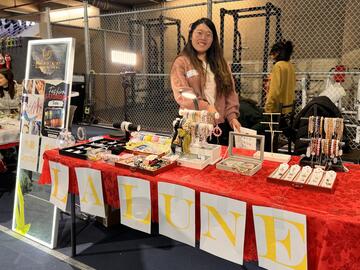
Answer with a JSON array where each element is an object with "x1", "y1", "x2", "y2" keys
[{"x1": 49, "y1": 0, "x2": 360, "y2": 149}]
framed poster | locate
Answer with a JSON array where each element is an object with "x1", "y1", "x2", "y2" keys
[
  {"x1": 28, "y1": 42, "x2": 68, "y2": 81},
  {"x1": 13, "y1": 38, "x2": 75, "y2": 249}
]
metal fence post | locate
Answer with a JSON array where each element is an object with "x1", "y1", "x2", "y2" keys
[
  {"x1": 207, "y1": 0, "x2": 212, "y2": 19},
  {"x1": 83, "y1": 1, "x2": 92, "y2": 108}
]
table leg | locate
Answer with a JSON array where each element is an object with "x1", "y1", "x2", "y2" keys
[{"x1": 70, "y1": 193, "x2": 76, "y2": 257}]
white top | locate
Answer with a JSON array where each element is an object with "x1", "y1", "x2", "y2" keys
[
  {"x1": 203, "y1": 62, "x2": 216, "y2": 105},
  {"x1": 0, "y1": 89, "x2": 20, "y2": 112}
]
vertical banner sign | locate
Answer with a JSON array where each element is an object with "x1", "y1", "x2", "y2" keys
[
  {"x1": 117, "y1": 176, "x2": 151, "y2": 234},
  {"x1": 49, "y1": 161, "x2": 69, "y2": 212},
  {"x1": 253, "y1": 206, "x2": 308, "y2": 270},
  {"x1": 158, "y1": 182, "x2": 195, "y2": 247},
  {"x1": 200, "y1": 193, "x2": 247, "y2": 265},
  {"x1": 18, "y1": 133, "x2": 40, "y2": 172},
  {"x1": 38, "y1": 137, "x2": 58, "y2": 173},
  {"x1": 75, "y1": 168, "x2": 106, "y2": 218},
  {"x1": 13, "y1": 38, "x2": 75, "y2": 248}
]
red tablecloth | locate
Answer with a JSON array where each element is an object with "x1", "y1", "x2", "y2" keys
[
  {"x1": 0, "y1": 141, "x2": 18, "y2": 150},
  {"x1": 39, "y1": 149, "x2": 360, "y2": 270}
]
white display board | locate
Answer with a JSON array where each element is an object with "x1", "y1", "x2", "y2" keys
[
  {"x1": 158, "y1": 182, "x2": 196, "y2": 247},
  {"x1": 12, "y1": 38, "x2": 75, "y2": 248},
  {"x1": 200, "y1": 192, "x2": 247, "y2": 265},
  {"x1": 49, "y1": 161, "x2": 69, "y2": 212},
  {"x1": 118, "y1": 176, "x2": 151, "y2": 234},
  {"x1": 75, "y1": 167, "x2": 106, "y2": 218},
  {"x1": 253, "y1": 206, "x2": 308, "y2": 270}
]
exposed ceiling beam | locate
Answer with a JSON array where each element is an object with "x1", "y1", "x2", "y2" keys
[
  {"x1": 86, "y1": 0, "x2": 129, "y2": 11},
  {"x1": 0, "y1": 0, "x2": 48, "y2": 13},
  {"x1": 0, "y1": 0, "x2": 83, "y2": 13}
]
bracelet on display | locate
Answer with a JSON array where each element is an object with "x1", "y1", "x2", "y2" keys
[
  {"x1": 316, "y1": 138, "x2": 321, "y2": 156},
  {"x1": 213, "y1": 124, "x2": 222, "y2": 137},
  {"x1": 308, "y1": 116, "x2": 314, "y2": 136}
]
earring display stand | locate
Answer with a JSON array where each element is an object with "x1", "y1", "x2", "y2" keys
[
  {"x1": 267, "y1": 163, "x2": 338, "y2": 193},
  {"x1": 299, "y1": 116, "x2": 347, "y2": 172},
  {"x1": 255, "y1": 112, "x2": 291, "y2": 163},
  {"x1": 170, "y1": 109, "x2": 222, "y2": 170}
]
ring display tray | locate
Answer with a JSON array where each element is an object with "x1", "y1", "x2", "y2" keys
[
  {"x1": 59, "y1": 138, "x2": 125, "y2": 160},
  {"x1": 216, "y1": 132, "x2": 265, "y2": 176},
  {"x1": 267, "y1": 164, "x2": 337, "y2": 193}
]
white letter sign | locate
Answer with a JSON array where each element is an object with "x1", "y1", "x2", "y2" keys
[
  {"x1": 118, "y1": 176, "x2": 151, "y2": 234},
  {"x1": 253, "y1": 206, "x2": 307, "y2": 270},
  {"x1": 75, "y1": 168, "x2": 105, "y2": 218},
  {"x1": 158, "y1": 182, "x2": 195, "y2": 247},
  {"x1": 200, "y1": 192, "x2": 246, "y2": 265}
]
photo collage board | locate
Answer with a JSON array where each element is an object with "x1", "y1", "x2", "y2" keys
[{"x1": 13, "y1": 38, "x2": 75, "y2": 248}]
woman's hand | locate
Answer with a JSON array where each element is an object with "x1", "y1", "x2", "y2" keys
[
  {"x1": 207, "y1": 104, "x2": 217, "y2": 113},
  {"x1": 230, "y1": 118, "x2": 241, "y2": 131}
]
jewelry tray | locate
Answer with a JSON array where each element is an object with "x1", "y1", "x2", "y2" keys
[
  {"x1": 176, "y1": 153, "x2": 212, "y2": 170},
  {"x1": 267, "y1": 166, "x2": 338, "y2": 193},
  {"x1": 115, "y1": 155, "x2": 177, "y2": 175},
  {"x1": 216, "y1": 132, "x2": 265, "y2": 176},
  {"x1": 59, "y1": 138, "x2": 125, "y2": 160}
]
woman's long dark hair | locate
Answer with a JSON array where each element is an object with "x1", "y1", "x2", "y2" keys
[
  {"x1": 180, "y1": 17, "x2": 233, "y2": 97},
  {"x1": 270, "y1": 40, "x2": 294, "y2": 62},
  {"x1": 0, "y1": 68, "x2": 15, "y2": 99}
]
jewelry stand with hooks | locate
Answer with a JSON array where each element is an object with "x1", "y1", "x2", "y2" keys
[
  {"x1": 257, "y1": 112, "x2": 291, "y2": 163},
  {"x1": 299, "y1": 113, "x2": 348, "y2": 172},
  {"x1": 170, "y1": 108, "x2": 222, "y2": 169}
]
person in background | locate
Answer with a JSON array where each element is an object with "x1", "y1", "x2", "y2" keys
[
  {"x1": 0, "y1": 68, "x2": 19, "y2": 181},
  {"x1": 265, "y1": 40, "x2": 296, "y2": 114},
  {"x1": 170, "y1": 17, "x2": 240, "y2": 145},
  {"x1": 263, "y1": 40, "x2": 296, "y2": 152},
  {"x1": 0, "y1": 68, "x2": 20, "y2": 113}
]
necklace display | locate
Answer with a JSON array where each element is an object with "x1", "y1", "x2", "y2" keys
[{"x1": 178, "y1": 109, "x2": 220, "y2": 147}]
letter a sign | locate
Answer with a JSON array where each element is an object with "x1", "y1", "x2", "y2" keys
[{"x1": 75, "y1": 168, "x2": 105, "y2": 218}]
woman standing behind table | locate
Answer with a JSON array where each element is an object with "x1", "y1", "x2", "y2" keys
[
  {"x1": 0, "y1": 68, "x2": 20, "y2": 113},
  {"x1": 170, "y1": 18, "x2": 240, "y2": 146}
]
